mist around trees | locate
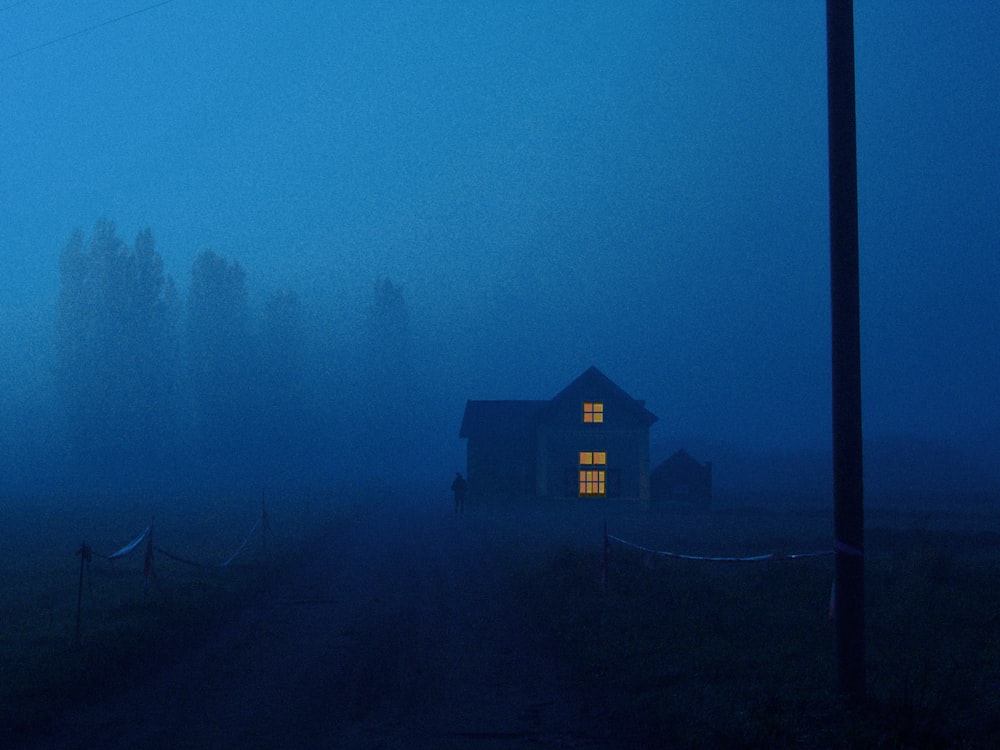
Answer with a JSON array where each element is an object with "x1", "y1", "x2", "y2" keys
[
  {"x1": 2, "y1": 217, "x2": 996, "y2": 504},
  {"x1": 32, "y1": 219, "x2": 434, "y2": 495}
]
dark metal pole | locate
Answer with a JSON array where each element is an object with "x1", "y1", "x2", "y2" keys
[{"x1": 826, "y1": 0, "x2": 865, "y2": 700}]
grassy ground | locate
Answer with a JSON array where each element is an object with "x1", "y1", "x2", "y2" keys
[
  {"x1": 0, "y1": 488, "x2": 359, "y2": 737},
  {"x1": 517, "y1": 503, "x2": 1000, "y2": 748}
]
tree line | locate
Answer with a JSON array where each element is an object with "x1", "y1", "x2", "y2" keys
[{"x1": 55, "y1": 219, "x2": 410, "y2": 491}]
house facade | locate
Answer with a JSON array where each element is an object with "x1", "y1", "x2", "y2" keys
[{"x1": 459, "y1": 367, "x2": 658, "y2": 501}]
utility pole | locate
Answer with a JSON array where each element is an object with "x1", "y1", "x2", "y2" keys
[{"x1": 826, "y1": 0, "x2": 865, "y2": 700}]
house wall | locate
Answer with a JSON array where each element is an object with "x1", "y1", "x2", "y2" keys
[
  {"x1": 536, "y1": 426, "x2": 650, "y2": 501},
  {"x1": 467, "y1": 435, "x2": 533, "y2": 498},
  {"x1": 461, "y1": 368, "x2": 656, "y2": 503}
]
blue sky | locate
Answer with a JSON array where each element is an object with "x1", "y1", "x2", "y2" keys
[{"x1": 1, "y1": 1, "x2": 997, "y2": 466}]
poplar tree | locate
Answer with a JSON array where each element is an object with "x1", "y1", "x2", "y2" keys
[
  {"x1": 186, "y1": 249, "x2": 252, "y2": 476},
  {"x1": 55, "y1": 219, "x2": 179, "y2": 485}
]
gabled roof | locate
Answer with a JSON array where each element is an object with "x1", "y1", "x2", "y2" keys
[
  {"x1": 459, "y1": 366, "x2": 657, "y2": 439},
  {"x1": 542, "y1": 366, "x2": 658, "y2": 426},
  {"x1": 459, "y1": 400, "x2": 547, "y2": 439},
  {"x1": 652, "y1": 449, "x2": 706, "y2": 474}
]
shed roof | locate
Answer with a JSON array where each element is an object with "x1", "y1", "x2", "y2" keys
[{"x1": 652, "y1": 449, "x2": 707, "y2": 475}]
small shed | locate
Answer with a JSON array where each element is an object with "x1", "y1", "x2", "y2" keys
[{"x1": 650, "y1": 449, "x2": 712, "y2": 507}]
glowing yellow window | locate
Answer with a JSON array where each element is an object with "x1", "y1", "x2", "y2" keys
[
  {"x1": 579, "y1": 469, "x2": 606, "y2": 496},
  {"x1": 583, "y1": 402, "x2": 604, "y2": 423},
  {"x1": 578, "y1": 451, "x2": 607, "y2": 496}
]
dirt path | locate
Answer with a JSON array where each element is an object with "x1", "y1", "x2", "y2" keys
[{"x1": 17, "y1": 494, "x2": 612, "y2": 749}]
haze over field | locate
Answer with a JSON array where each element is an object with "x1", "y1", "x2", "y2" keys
[{"x1": 1, "y1": 2, "x2": 997, "y2": 498}]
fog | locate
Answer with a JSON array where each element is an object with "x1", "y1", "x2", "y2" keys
[{"x1": 1, "y1": 2, "x2": 997, "y2": 500}]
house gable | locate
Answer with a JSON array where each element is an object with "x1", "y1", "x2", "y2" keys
[{"x1": 539, "y1": 366, "x2": 658, "y2": 431}]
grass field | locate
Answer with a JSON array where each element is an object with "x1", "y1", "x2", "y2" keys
[
  {"x1": 5, "y1": 490, "x2": 999, "y2": 747},
  {"x1": 0, "y1": 487, "x2": 360, "y2": 737},
  {"x1": 516, "y1": 502, "x2": 1000, "y2": 748}
]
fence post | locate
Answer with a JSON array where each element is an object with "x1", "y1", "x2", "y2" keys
[
  {"x1": 143, "y1": 517, "x2": 156, "y2": 592},
  {"x1": 261, "y1": 489, "x2": 270, "y2": 563},
  {"x1": 601, "y1": 520, "x2": 609, "y2": 593},
  {"x1": 74, "y1": 540, "x2": 92, "y2": 646}
]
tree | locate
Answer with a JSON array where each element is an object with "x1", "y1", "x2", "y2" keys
[
  {"x1": 259, "y1": 288, "x2": 304, "y2": 479},
  {"x1": 261, "y1": 289, "x2": 302, "y2": 401},
  {"x1": 55, "y1": 219, "x2": 179, "y2": 486},
  {"x1": 367, "y1": 277, "x2": 409, "y2": 390},
  {"x1": 186, "y1": 249, "x2": 252, "y2": 479},
  {"x1": 359, "y1": 277, "x2": 413, "y2": 469}
]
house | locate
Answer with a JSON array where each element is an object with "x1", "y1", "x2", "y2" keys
[
  {"x1": 650, "y1": 449, "x2": 712, "y2": 506},
  {"x1": 458, "y1": 366, "x2": 658, "y2": 501}
]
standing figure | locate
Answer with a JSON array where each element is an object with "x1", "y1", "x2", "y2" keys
[{"x1": 451, "y1": 471, "x2": 467, "y2": 516}]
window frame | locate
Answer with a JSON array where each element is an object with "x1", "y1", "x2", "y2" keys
[
  {"x1": 578, "y1": 450, "x2": 607, "y2": 496},
  {"x1": 582, "y1": 402, "x2": 604, "y2": 424}
]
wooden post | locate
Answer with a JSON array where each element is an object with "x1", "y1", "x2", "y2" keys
[
  {"x1": 143, "y1": 517, "x2": 156, "y2": 593},
  {"x1": 826, "y1": 0, "x2": 865, "y2": 701},
  {"x1": 74, "y1": 540, "x2": 91, "y2": 646},
  {"x1": 601, "y1": 520, "x2": 609, "y2": 593},
  {"x1": 261, "y1": 488, "x2": 270, "y2": 564}
]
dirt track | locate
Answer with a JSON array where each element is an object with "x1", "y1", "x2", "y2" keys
[{"x1": 17, "y1": 494, "x2": 614, "y2": 749}]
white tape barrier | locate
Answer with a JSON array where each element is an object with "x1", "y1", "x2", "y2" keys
[
  {"x1": 154, "y1": 516, "x2": 264, "y2": 568},
  {"x1": 607, "y1": 534, "x2": 833, "y2": 563},
  {"x1": 104, "y1": 525, "x2": 151, "y2": 560},
  {"x1": 94, "y1": 517, "x2": 263, "y2": 569},
  {"x1": 218, "y1": 517, "x2": 261, "y2": 567}
]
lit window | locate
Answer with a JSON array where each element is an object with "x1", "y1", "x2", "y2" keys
[
  {"x1": 583, "y1": 402, "x2": 604, "y2": 423},
  {"x1": 579, "y1": 470, "x2": 606, "y2": 496},
  {"x1": 578, "y1": 451, "x2": 607, "y2": 496}
]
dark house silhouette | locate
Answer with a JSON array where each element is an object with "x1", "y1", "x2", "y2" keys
[
  {"x1": 459, "y1": 366, "x2": 658, "y2": 500},
  {"x1": 650, "y1": 449, "x2": 713, "y2": 507}
]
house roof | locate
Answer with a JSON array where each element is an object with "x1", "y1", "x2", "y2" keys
[
  {"x1": 458, "y1": 400, "x2": 547, "y2": 439},
  {"x1": 459, "y1": 366, "x2": 658, "y2": 438},
  {"x1": 541, "y1": 366, "x2": 658, "y2": 426}
]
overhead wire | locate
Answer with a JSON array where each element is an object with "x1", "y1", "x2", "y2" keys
[
  {"x1": 0, "y1": 1, "x2": 32, "y2": 14},
  {"x1": 1, "y1": 0, "x2": 174, "y2": 62}
]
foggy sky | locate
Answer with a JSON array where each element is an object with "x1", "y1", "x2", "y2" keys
[{"x1": 1, "y1": 2, "x2": 998, "y2": 490}]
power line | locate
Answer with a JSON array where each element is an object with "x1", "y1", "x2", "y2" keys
[
  {"x1": 2, "y1": 0, "x2": 174, "y2": 62},
  {"x1": 0, "y1": 0, "x2": 32, "y2": 14}
]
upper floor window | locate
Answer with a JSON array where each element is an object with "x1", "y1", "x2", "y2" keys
[{"x1": 583, "y1": 402, "x2": 603, "y2": 423}]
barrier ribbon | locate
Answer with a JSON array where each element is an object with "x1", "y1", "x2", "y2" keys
[
  {"x1": 102, "y1": 525, "x2": 151, "y2": 560},
  {"x1": 218, "y1": 517, "x2": 261, "y2": 567},
  {"x1": 833, "y1": 539, "x2": 864, "y2": 558},
  {"x1": 607, "y1": 534, "x2": 833, "y2": 563},
  {"x1": 154, "y1": 517, "x2": 262, "y2": 568}
]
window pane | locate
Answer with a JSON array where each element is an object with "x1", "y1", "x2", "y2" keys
[{"x1": 578, "y1": 468, "x2": 607, "y2": 496}]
